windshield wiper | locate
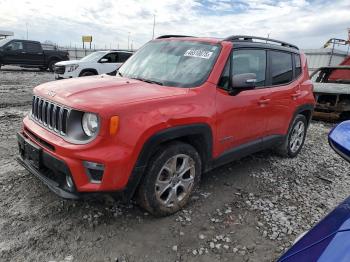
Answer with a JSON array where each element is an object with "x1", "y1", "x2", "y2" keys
[{"x1": 131, "y1": 77, "x2": 163, "y2": 86}]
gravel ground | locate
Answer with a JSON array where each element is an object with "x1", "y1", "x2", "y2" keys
[{"x1": 0, "y1": 66, "x2": 349, "y2": 262}]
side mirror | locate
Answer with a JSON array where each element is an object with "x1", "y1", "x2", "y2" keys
[
  {"x1": 5, "y1": 46, "x2": 12, "y2": 51},
  {"x1": 231, "y1": 73, "x2": 257, "y2": 89},
  {"x1": 229, "y1": 73, "x2": 257, "y2": 95},
  {"x1": 329, "y1": 120, "x2": 350, "y2": 162},
  {"x1": 100, "y1": 58, "x2": 108, "y2": 63}
]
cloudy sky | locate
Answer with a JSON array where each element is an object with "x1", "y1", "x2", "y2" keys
[{"x1": 0, "y1": 0, "x2": 349, "y2": 50}]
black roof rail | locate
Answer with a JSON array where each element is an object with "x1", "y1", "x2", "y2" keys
[
  {"x1": 223, "y1": 35, "x2": 299, "y2": 50},
  {"x1": 156, "y1": 35, "x2": 194, "y2": 39}
]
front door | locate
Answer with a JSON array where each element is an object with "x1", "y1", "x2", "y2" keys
[
  {"x1": 2, "y1": 40, "x2": 25, "y2": 64},
  {"x1": 98, "y1": 52, "x2": 119, "y2": 74},
  {"x1": 216, "y1": 49, "x2": 271, "y2": 155}
]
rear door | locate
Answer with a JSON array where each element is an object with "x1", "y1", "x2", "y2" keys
[
  {"x1": 116, "y1": 52, "x2": 132, "y2": 69},
  {"x1": 24, "y1": 42, "x2": 45, "y2": 66},
  {"x1": 2, "y1": 40, "x2": 25, "y2": 64},
  {"x1": 264, "y1": 51, "x2": 301, "y2": 136},
  {"x1": 216, "y1": 48, "x2": 272, "y2": 154}
]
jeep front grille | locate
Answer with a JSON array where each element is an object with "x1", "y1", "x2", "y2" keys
[{"x1": 31, "y1": 96, "x2": 70, "y2": 135}]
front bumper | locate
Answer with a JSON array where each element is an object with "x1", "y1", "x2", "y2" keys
[
  {"x1": 54, "y1": 70, "x2": 77, "y2": 80},
  {"x1": 18, "y1": 116, "x2": 144, "y2": 200},
  {"x1": 17, "y1": 132, "x2": 80, "y2": 199}
]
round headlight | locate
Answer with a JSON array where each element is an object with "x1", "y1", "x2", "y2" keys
[{"x1": 82, "y1": 113, "x2": 99, "y2": 137}]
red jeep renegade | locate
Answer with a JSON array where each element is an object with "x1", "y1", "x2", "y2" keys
[{"x1": 17, "y1": 35, "x2": 315, "y2": 216}]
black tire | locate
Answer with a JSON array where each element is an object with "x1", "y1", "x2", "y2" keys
[
  {"x1": 137, "y1": 141, "x2": 201, "y2": 217},
  {"x1": 339, "y1": 111, "x2": 350, "y2": 121},
  {"x1": 48, "y1": 60, "x2": 58, "y2": 72},
  {"x1": 276, "y1": 114, "x2": 307, "y2": 158},
  {"x1": 80, "y1": 71, "x2": 96, "y2": 77}
]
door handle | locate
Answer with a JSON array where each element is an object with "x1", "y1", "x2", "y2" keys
[
  {"x1": 258, "y1": 98, "x2": 271, "y2": 105},
  {"x1": 21, "y1": 52, "x2": 26, "y2": 54}
]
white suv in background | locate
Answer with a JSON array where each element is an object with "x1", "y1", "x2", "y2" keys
[{"x1": 53, "y1": 50, "x2": 133, "y2": 79}]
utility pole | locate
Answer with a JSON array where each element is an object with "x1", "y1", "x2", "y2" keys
[
  {"x1": 26, "y1": 23, "x2": 28, "y2": 40},
  {"x1": 127, "y1": 32, "x2": 130, "y2": 50},
  {"x1": 152, "y1": 14, "x2": 156, "y2": 39}
]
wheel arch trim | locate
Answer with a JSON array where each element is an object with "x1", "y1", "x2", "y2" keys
[
  {"x1": 79, "y1": 68, "x2": 98, "y2": 76},
  {"x1": 121, "y1": 123, "x2": 213, "y2": 200}
]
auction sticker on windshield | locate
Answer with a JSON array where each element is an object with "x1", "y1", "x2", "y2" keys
[{"x1": 184, "y1": 49, "x2": 213, "y2": 59}]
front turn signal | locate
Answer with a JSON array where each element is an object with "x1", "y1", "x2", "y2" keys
[{"x1": 110, "y1": 116, "x2": 120, "y2": 135}]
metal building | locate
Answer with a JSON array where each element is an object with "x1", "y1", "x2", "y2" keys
[
  {"x1": 0, "y1": 30, "x2": 14, "y2": 39},
  {"x1": 303, "y1": 48, "x2": 349, "y2": 73}
]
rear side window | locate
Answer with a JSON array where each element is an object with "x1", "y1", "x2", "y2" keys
[
  {"x1": 231, "y1": 49, "x2": 266, "y2": 87},
  {"x1": 25, "y1": 42, "x2": 41, "y2": 53},
  {"x1": 294, "y1": 54, "x2": 302, "y2": 78},
  {"x1": 270, "y1": 51, "x2": 293, "y2": 85},
  {"x1": 118, "y1": 52, "x2": 132, "y2": 63}
]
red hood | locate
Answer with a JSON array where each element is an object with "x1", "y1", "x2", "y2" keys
[{"x1": 34, "y1": 75, "x2": 189, "y2": 112}]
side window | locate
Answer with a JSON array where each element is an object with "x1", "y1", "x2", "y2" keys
[
  {"x1": 231, "y1": 49, "x2": 266, "y2": 87},
  {"x1": 25, "y1": 42, "x2": 42, "y2": 53},
  {"x1": 102, "y1": 53, "x2": 118, "y2": 63},
  {"x1": 118, "y1": 52, "x2": 132, "y2": 63},
  {"x1": 218, "y1": 58, "x2": 230, "y2": 90},
  {"x1": 270, "y1": 51, "x2": 293, "y2": 85},
  {"x1": 294, "y1": 54, "x2": 302, "y2": 78},
  {"x1": 6, "y1": 41, "x2": 23, "y2": 51}
]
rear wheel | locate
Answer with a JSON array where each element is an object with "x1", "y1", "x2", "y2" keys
[
  {"x1": 276, "y1": 114, "x2": 307, "y2": 157},
  {"x1": 340, "y1": 111, "x2": 350, "y2": 121},
  {"x1": 48, "y1": 60, "x2": 58, "y2": 72},
  {"x1": 137, "y1": 142, "x2": 201, "y2": 216}
]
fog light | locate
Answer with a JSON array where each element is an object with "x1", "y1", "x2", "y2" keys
[
  {"x1": 66, "y1": 175, "x2": 74, "y2": 189},
  {"x1": 83, "y1": 161, "x2": 104, "y2": 183}
]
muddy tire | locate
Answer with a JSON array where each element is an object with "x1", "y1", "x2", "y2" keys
[
  {"x1": 137, "y1": 142, "x2": 201, "y2": 217},
  {"x1": 276, "y1": 114, "x2": 307, "y2": 158}
]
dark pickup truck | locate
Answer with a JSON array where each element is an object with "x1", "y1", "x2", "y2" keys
[{"x1": 0, "y1": 39, "x2": 69, "y2": 71}]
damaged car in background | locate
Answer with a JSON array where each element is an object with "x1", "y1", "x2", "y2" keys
[{"x1": 312, "y1": 66, "x2": 350, "y2": 120}]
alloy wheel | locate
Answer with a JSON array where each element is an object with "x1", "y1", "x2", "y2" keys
[
  {"x1": 155, "y1": 154, "x2": 196, "y2": 208},
  {"x1": 290, "y1": 121, "x2": 305, "y2": 153}
]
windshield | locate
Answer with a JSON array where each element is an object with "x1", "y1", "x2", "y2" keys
[
  {"x1": 80, "y1": 51, "x2": 107, "y2": 62},
  {"x1": 118, "y1": 40, "x2": 220, "y2": 87},
  {"x1": 0, "y1": 38, "x2": 11, "y2": 47}
]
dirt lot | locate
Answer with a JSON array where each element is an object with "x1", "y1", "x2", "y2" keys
[{"x1": 0, "y1": 67, "x2": 349, "y2": 262}]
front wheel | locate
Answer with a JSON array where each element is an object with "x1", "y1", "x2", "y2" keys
[
  {"x1": 137, "y1": 142, "x2": 201, "y2": 216},
  {"x1": 276, "y1": 114, "x2": 307, "y2": 157},
  {"x1": 80, "y1": 71, "x2": 96, "y2": 77}
]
